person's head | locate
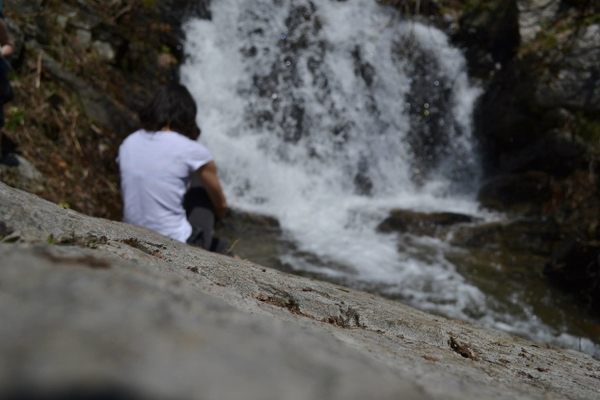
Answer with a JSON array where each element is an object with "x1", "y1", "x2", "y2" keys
[{"x1": 139, "y1": 83, "x2": 201, "y2": 140}]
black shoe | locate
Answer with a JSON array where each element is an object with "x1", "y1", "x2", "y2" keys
[
  {"x1": 209, "y1": 236, "x2": 230, "y2": 254},
  {"x1": 0, "y1": 153, "x2": 19, "y2": 167}
]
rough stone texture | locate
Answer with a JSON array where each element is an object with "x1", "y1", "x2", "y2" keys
[
  {"x1": 474, "y1": 22, "x2": 600, "y2": 175},
  {"x1": 24, "y1": 40, "x2": 137, "y2": 135},
  {"x1": 0, "y1": 156, "x2": 44, "y2": 193},
  {"x1": 1, "y1": 182, "x2": 600, "y2": 400},
  {"x1": 534, "y1": 23, "x2": 600, "y2": 113},
  {"x1": 0, "y1": 245, "x2": 425, "y2": 400},
  {"x1": 518, "y1": 0, "x2": 560, "y2": 43}
]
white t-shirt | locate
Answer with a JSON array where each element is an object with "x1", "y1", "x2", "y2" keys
[{"x1": 118, "y1": 129, "x2": 213, "y2": 242}]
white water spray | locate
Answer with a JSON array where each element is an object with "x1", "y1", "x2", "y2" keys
[{"x1": 181, "y1": 0, "x2": 599, "y2": 357}]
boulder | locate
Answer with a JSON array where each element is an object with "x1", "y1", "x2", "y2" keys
[
  {"x1": 1, "y1": 182, "x2": 599, "y2": 400},
  {"x1": 533, "y1": 23, "x2": 600, "y2": 113},
  {"x1": 0, "y1": 155, "x2": 44, "y2": 193},
  {"x1": 450, "y1": 218, "x2": 563, "y2": 255},
  {"x1": 517, "y1": 0, "x2": 560, "y2": 44},
  {"x1": 377, "y1": 209, "x2": 478, "y2": 238},
  {"x1": 474, "y1": 22, "x2": 600, "y2": 174}
]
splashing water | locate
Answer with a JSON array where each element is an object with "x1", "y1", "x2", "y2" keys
[{"x1": 181, "y1": 0, "x2": 599, "y2": 357}]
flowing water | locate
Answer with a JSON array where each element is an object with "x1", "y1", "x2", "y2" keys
[{"x1": 180, "y1": 0, "x2": 600, "y2": 358}]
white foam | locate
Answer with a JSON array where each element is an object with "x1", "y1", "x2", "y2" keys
[{"x1": 180, "y1": 0, "x2": 598, "y2": 359}]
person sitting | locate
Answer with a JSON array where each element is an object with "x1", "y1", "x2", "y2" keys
[
  {"x1": 118, "y1": 83, "x2": 229, "y2": 253},
  {"x1": 0, "y1": 6, "x2": 16, "y2": 166}
]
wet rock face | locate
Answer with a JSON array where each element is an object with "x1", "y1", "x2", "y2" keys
[
  {"x1": 517, "y1": 0, "x2": 560, "y2": 44},
  {"x1": 393, "y1": 40, "x2": 456, "y2": 184},
  {"x1": 376, "y1": 208, "x2": 564, "y2": 257},
  {"x1": 474, "y1": 21, "x2": 600, "y2": 175},
  {"x1": 377, "y1": 209, "x2": 478, "y2": 238},
  {"x1": 452, "y1": 0, "x2": 520, "y2": 79},
  {"x1": 533, "y1": 23, "x2": 600, "y2": 113},
  {"x1": 471, "y1": 16, "x2": 600, "y2": 315},
  {"x1": 241, "y1": 2, "x2": 326, "y2": 145}
]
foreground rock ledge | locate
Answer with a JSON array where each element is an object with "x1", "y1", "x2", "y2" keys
[{"x1": 0, "y1": 183, "x2": 598, "y2": 400}]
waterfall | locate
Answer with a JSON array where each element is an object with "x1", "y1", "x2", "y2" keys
[{"x1": 180, "y1": 0, "x2": 598, "y2": 357}]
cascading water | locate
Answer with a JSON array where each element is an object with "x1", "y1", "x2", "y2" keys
[{"x1": 180, "y1": 0, "x2": 599, "y2": 357}]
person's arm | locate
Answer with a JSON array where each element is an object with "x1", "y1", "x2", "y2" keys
[
  {"x1": 196, "y1": 161, "x2": 228, "y2": 220},
  {"x1": 0, "y1": 20, "x2": 14, "y2": 57}
]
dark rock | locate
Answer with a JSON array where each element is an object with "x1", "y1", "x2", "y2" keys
[
  {"x1": 29, "y1": 43, "x2": 137, "y2": 134},
  {"x1": 92, "y1": 23, "x2": 129, "y2": 66},
  {"x1": 377, "y1": 210, "x2": 477, "y2": 237},
  {"x1": 68, "y1": 2, "x2": 102, "y2": 31},
  {"x1": 155, "y1": 0, "x2": 212, "y2": 61},
  {"x1": 474, "y1": 23, "x2": 600, "y2": 174},
  {"x1": 452, "y1": 0, "x2": 520, "y2": 79},
  {"x1": 498, "y1": 129, "x2": 588, "y2": 176},
  {"x1": 451, "y1": 218, "x2": 562, "y2": 255},
  {"x1": 395, "y1": 40, "x2": 453, "y2": 184},
  {"x1": 478, "y1": 172, "x2": 551, "y2": 212},
  {"x1": 157, "y1": 0, "x2": 212, "y2": 26},
  {"x1": 4, "y1": 0, "x2": 44, "y2": 14},
  {"x1": 533, "y1": 24, "x2": 600, "y2": 114},
  {"x1": 0, "y1": 221, "x2": 8, "y2": 237},
  {"x1": 544, "y1": 239, "x2": 600, "y2": 313},
  {"x1": 219, "y1": 208, "x2": 281, "y2": 233},
  {"x1": 473, "y1": 57, "x2": 540, "y2": 171}
]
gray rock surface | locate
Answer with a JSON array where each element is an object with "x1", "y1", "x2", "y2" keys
[
  {"x1": 1, "y1": 181, "x2": 599, "y2": 400},
  {"x1": 0, "y1": 155, "x2": 44, "y2": 193},
  {"x1": 518, "y1": 0, "x2": 560, "y2": 44},
  {"x1": 534, "y1": 23, "x2": 600, "y2": 113}
]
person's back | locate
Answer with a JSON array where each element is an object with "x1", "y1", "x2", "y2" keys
[
  {"x1": 118, "y1": 84, "x2": 228, "y2": 252},
  {"x1": 119, "y1": 129, "x2": 213, "y2": 242}
]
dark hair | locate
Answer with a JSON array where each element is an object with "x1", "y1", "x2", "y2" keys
[{"x1": 139, "y1": 83, "x2": 201, "y2": 140}]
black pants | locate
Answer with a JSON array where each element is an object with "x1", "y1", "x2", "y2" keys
[
  {"x1": 184, "y1": 174, "x2": 228, "y2": 253},
  {"x1": 0, "y1": 57, "x2": 13, "y2": 129}
]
